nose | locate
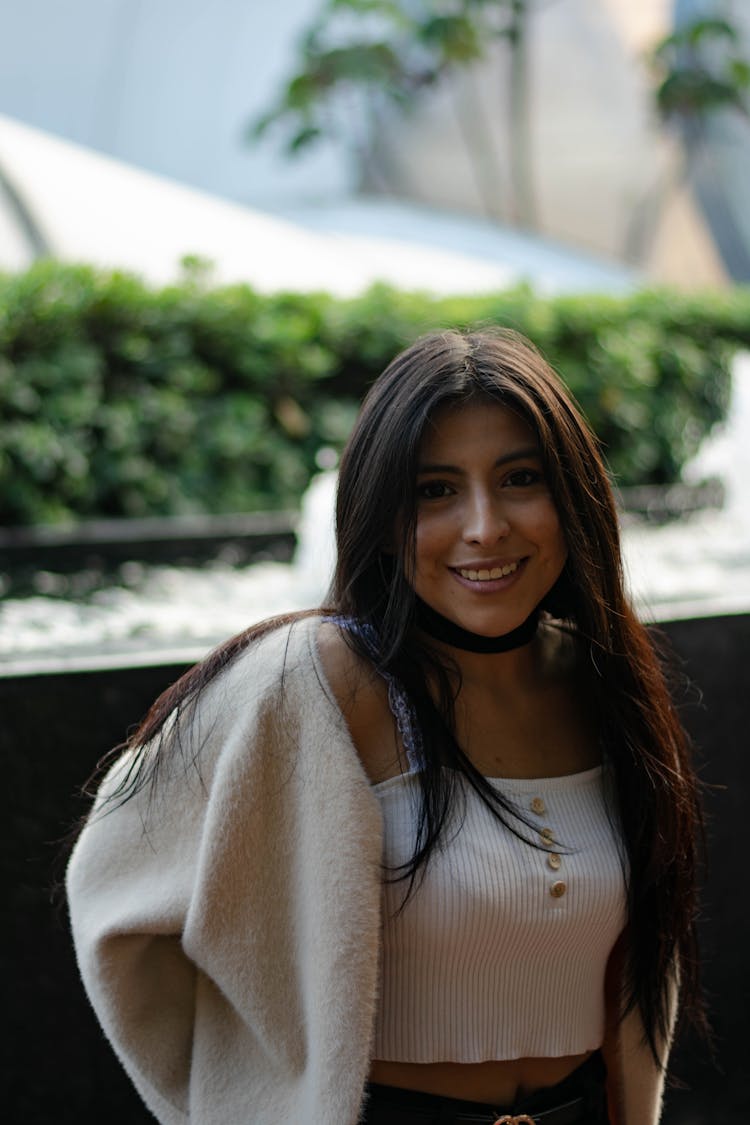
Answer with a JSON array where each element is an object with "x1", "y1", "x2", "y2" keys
[{"x1": 462, "y1": 490, "x2": 511, "y2": 546}]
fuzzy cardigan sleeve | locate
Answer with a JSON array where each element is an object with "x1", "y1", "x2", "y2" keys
[{"x1": 66, "y1": 618, "x2": 384, "y2": 1125}]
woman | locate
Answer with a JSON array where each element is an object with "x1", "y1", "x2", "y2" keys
[{"x1": 67, "y1": 329, "x2": 702, "y2": 1125}]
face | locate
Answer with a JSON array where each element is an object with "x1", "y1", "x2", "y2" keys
[{"x1": 411, "y1": 399, "x2": 567, "y2": 638}]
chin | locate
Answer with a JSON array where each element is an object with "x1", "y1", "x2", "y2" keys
[{"x1": 446, "y1": 607, "x2": 535, "y2": 637}]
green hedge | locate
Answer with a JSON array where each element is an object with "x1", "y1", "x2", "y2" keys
[{"x1": 1, "y1": 261, "x2": 748, "y2": 526}]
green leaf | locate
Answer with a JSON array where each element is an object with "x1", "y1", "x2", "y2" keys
[
  {"x1": 656, "y1": 70, "x2": 746, "y2": 117},
  {"x1": 728, "y1": 58, "x2": 750, "y2": 88},
  {"x1": 287, "y1": 125, "x2": 324, "y2": 154},
  {"x1": 685, "y1": 17, "x2": 738, "y2": 48},
  {"x1": 420, "y1": 16, "x2": 482, "y2": 62}
]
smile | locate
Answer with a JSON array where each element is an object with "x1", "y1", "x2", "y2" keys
[{"x1": 455, "y1": 561, "x2": 521, "y2": 581}]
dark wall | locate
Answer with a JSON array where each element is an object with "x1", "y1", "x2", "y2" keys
[
  {"x1": 657, "y1": 615, "x2": 750, "y2": 1125},
  {"x1": 4, "y1": 614, "x2": 749, "y2": 1124},
  {"x1": 4, "y1": 662, "x2": 189, "y2": 1124}
]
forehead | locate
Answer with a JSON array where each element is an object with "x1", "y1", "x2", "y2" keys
[{"x1": 419, "y1": 399, "x2": 538, "y2": 461}]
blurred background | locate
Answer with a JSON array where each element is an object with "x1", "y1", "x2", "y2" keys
[
  {"x1": 0, "y1": 0, "x2": 747, "y2": 287},
  {"x1": 1, "y1": 1, "x2": 749, "y2": 1122}
]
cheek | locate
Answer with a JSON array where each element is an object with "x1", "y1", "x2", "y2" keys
[
  {"x1": 533, "y1": 503, "x2": 567, "y2": 564},
  {"x1": 414, "y1": 511, "x2": 441, "y2": 554},
  {"x1": 551, "y1": 534, "x2": 568, "y2": 574},
  {"x1": 413, "y1": 524, "x2": 435, "y2": 573},
  {"x1": 407, "y1": 515, "x2": 433, "y2": 581},
  {"x1": 549, "y1": 524, "x2": 568, "y2": 573}
]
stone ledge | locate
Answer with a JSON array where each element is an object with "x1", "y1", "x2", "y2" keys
[{"x1": 0, "y1": 510, "x2": 298, "y2": 573}]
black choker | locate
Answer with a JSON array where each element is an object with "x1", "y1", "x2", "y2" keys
[{"x1": 415, "y1": 599, "x2": 539, "y2": 653}]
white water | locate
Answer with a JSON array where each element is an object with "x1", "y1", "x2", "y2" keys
[
  {"x1": 624, "y1": 351, "x2": 750, "y2": 621},
  {"x1": 0, "y1": 472, "x2": 338, "y2": 672},
  {"x1": 2, "y1": 361, "x2": 750, "y2": 673}
]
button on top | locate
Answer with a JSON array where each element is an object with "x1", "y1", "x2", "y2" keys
[
  {"x1": 530, "y1": 796, "x2": 546, "y2": 816},
  {"x1": 550, "y1": 880, "x2": 567, "y2": 898}
]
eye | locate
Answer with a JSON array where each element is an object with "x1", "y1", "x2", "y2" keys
[
  {"x1": 504, "y1": 467, "x2": 543, "y2": 488},
  {"x1": 417, "y1": 479, "x2": 453, "y2": 500}
]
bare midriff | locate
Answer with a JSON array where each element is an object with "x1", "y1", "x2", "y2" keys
[{"x1": 369, "y1": 1051, "x2": 594, "y2": 1104}]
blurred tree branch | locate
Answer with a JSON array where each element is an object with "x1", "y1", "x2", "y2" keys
[
  {"x1": 651, "y1": 16, "x2": 750, "y2": 126},
  {"x1": 625, "y1": 13, "x2": 750, "y2": 265},
  {"x1": 248, "y1": 0, "x2": 537, "y2": 226}
]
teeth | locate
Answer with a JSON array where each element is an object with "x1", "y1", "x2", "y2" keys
[{"x1": 458, "y1": 561, "x2": 520, "y2": 581}]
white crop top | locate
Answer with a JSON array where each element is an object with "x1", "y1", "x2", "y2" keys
[{"x1": 372, "y1": 765, "x2": 627, "y2": 1063}]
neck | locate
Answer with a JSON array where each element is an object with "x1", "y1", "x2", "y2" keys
[{"x1": 414, "y1": 598, "x2": 539, "y2": 654}]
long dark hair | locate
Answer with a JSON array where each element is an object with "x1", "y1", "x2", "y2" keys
[{"x1": 92, "y1": 328, "x2": 704, "y2": 1065}]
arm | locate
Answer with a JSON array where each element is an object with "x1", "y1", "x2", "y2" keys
[
  {"x1": 601, "y1": 932, "x2": 678, "y2": 1125},
  {"x1": 67, "y1": 749, "x2": 204, "y2": 1123},
  {"x1": 66, "y1": 626, "x2": 384, "y2": 1124}
]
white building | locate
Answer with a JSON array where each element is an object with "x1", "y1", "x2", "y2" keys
[{"x1": 0, "y1": 0, "x2": 736, "y2": 287}]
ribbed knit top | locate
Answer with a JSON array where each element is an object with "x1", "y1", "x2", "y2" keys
[{"x1": 372, "y1": 765, "x2": 627, "y2": 1063}]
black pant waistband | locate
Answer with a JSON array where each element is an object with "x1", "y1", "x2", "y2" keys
[{"x1": 361, "y1": 1051, "x2": 608, "y2": 1125}]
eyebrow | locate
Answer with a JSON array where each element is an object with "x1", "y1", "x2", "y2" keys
[{"x1": 417, "y1": 445, "x2": 541, "y2": 474}]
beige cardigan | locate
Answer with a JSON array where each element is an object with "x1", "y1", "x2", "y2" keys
[{"x1": 67, "y1": 615, "x2": 673, "y2": 1124}]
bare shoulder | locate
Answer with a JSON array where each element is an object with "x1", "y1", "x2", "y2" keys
[
  {"x1": 316, "y1": 619, "x2": 404, "y2": 783},
  {"x1": 316, "y1": 620, "x2": 377, "y2": 711}
]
